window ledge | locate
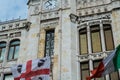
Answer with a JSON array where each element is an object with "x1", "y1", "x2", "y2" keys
[{"x1": 7, "y1": 59, "x2": 18, "y2": 62}]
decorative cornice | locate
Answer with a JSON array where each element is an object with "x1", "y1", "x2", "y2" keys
[
  {"x1": 27, "y1": 0, "x2": 31, "y2": 5},
  {"x1": 0, "y1": 19, "x2": 27, "y2": 25},
  {"x1": 77, "y1": 0, "x2": 120, "y2": 17}
]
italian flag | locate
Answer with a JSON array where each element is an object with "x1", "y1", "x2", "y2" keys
[{"x1": 86, "y1": 44, "x2": 120, "y2": 80}]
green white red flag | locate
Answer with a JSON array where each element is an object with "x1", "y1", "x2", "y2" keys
[
  {"x1": 11, "y1": 56, "x2": 50, "y2": 80},
  {"x1": 86, "y1": 44, "x2": 120, "y2": 80}
]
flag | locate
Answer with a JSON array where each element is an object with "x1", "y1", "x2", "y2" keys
[
  {"x1": 11, "y1": 56, "x2": 50, "y2": 80},
  {"x1": 86, "y1": 44, "x2": 120, "y2": 80}
]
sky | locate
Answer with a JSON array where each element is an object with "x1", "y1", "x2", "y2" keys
[{"x1": 0, "y1": 0, "x2": 28, "y2": 22}]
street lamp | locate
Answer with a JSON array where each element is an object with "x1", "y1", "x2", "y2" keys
[{"x1": 69, "y1": 13, "x2": 79, "y2": 23}]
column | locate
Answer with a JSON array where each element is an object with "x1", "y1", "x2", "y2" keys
[
  {"x1": 87, "y1": 23, "x2": 93, "y2": 78},
  {"x1": 100, "y1": 20, "x2": 106, "y2": 52},
  {"x1": 100, "y1": 20, "x2": 110, "y2": 80},
  {"x1": 1, "y1": 72, "x2": 4, "y2": 80}
]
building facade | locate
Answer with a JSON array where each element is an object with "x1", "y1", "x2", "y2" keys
[{"x1": 0, "y1": 0, "x2": 120, "y2": 80}]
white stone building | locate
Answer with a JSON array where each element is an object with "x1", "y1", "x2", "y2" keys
[{"x1": 0, "y1": 0, "x2": 120, "y2": 80}]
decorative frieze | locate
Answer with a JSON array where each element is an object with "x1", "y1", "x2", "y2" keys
[
  {"x1": 78, "y1": 13, "x2": 111, "y2": 23},
  {"x1": 41, "y1": 11, "x2": 59, "y2": 20},
  {"x1": 90, "y1": 52, "x2": 104, "y2": 60},
  {"x1": 78, "y1": 51, "x2": 112, "y2": 62},
  {"x1": 0, "y1": 20, "x2": 27, "y2": 32},
  {"x1": 102, "y1": 20, "x2": 111, "y2": 24},
  {"x1": 0, "y1": 34, "x2": 8, "y2": 40},
  {"x1": 78, "y1": 55, "x2": 89, "y2": 62},
  {"x1": 78, "y1": 23, "x2": 87, "y2": 29},
  {"x1": 78, "y1": 52, "x2": 108, "y2": 62},
  {"x1": 77, "y1": 0, "x2": 120, "y2": 16},
  {"x1": 77, "y1": 6, "x2": 109, "y2": 16},
  {"x1": 76, "y1": 0, "x2": 111, "y2": 9},
  {"x1": 89, "y1": 21, "x2": 100, "y2": 26},
  {"x1": 9, "y1": 32, "x2": 21, "y2": 38},
  {"x1": 0, "y1": 32, "x2": 21, "y2": 40},
  {"x1": 41, "y1": 20, "x2": 59, "y2": 29}
]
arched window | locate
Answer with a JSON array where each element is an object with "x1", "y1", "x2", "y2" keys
[
  {"x1": 0, "y1": 42, "x2": 6, "y2": 61},
  {"x1": 7, "y1": 40, "x2": 20, "y2": 60}
]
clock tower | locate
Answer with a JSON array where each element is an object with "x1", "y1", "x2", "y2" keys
[{"x1": 27, "y1": 0, "x2": 78, "y2": 80}]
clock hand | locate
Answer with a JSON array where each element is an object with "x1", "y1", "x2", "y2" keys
[
  {"x1": 47, "y1": 1, "x2": 52, "y2": 5},
  {"x1": 46, "y1": 5, "x2": 50, "y2": 8}
]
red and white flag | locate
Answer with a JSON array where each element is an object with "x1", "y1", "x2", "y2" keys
[{"x1": 11, "y1": 56, "x2": 50, "y2": 80}]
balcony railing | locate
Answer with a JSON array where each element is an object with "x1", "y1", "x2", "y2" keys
[{"x1": 77, "y1": 50, "x2": 113, "y2": 62}]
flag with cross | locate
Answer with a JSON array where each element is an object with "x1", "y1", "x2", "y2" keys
[{"x1": 11, "y1": 56, "x2": 50, "y2": 80}]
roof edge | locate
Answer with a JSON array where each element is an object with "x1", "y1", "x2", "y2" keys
[{"x1": 27, "y1": 0, "x2": 31, "y2": 5}]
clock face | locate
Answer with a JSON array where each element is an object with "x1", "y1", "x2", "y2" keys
[{"x1": 44, "y1": 0, "x2": 57, "y2": 10}]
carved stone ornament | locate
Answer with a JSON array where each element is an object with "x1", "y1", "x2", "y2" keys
[
  {"x1": 63, "y1": 0, "x2": 69, "y2": 8},
  {"x1": 41, "y1": 21, "x2": 59, "y2": 28},
  {"x1": 77, "y1": 13, "x2": 111, "y2": 24},
  {"x1": 89, "y1": 21, "x2": 100, "y2": 26},
  {"x1": 24, "y1": 22, "x2": 32, "y2": 31},
  {"x1": 41, "y1": 11, "x2": 59, "y2": 20},
  {"x1": 9, "y1": 32, "x2": 21, "y2": 38},
  {"x1": 34, "y1": 6, "x2": 39, "y2": 14}
]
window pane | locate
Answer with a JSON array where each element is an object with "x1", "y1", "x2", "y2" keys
[
  {"x1": 93, "y1": 60, "x2": 105, "y2": 80},
  {"x1": 104, "y1": 30, "x2": 114, "y2": 50},
  {"x1": 80, "y1": 34, "x2": 87, "y2": 54},
  {"x1": 0, "y1": 48, "x2": 2, "y2": 60},
  {"x1": 0, "y1": 43, "x2": 6, "y2": 47},
  {"x1": 45, "y1": 30, "x2": 54, "y2": 57},
  {"x1": 94, "y1": 61, "x2": 100, "y2": 68},
  {"x1": 14, "y1": 46, "x2": 20, "y2": 59},
  {"x1": 95, "y1": 77, "x2": 105, "y2": 80},
  {"x1": 81, "y1": 62, "x2": 89, "y2": 80},
  {"x1": 79, "y1": 28, "x2": 87, "y2": 55},
  {"x1": 10, "y1": 40, "x2": 20, "y2": 45},
  {"x1": 82, "y1": 70, "x2": 89, "y2": 80},
  {"x1": 8, "y1": 47, "x2": 14, "y2": 60},
  {"x1": 110, "y1": 72, "x2": 119, "y2": 80},
  {"x1": 0, "y1": 42, "x2": 6, "y2": 61},
  {"x1": 0, "y1": 48, "x2": 5, "y2": 61},
  {"x1": 4, "y1": 74, "x2": 14, "y2": 80},
  {"x1": 91, "y1": 32, "x2": 101, "y2": 53}
]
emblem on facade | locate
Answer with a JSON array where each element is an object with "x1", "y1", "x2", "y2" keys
[{"x1": 34, "y1": 6, "x2": 39, "y2": 14}]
